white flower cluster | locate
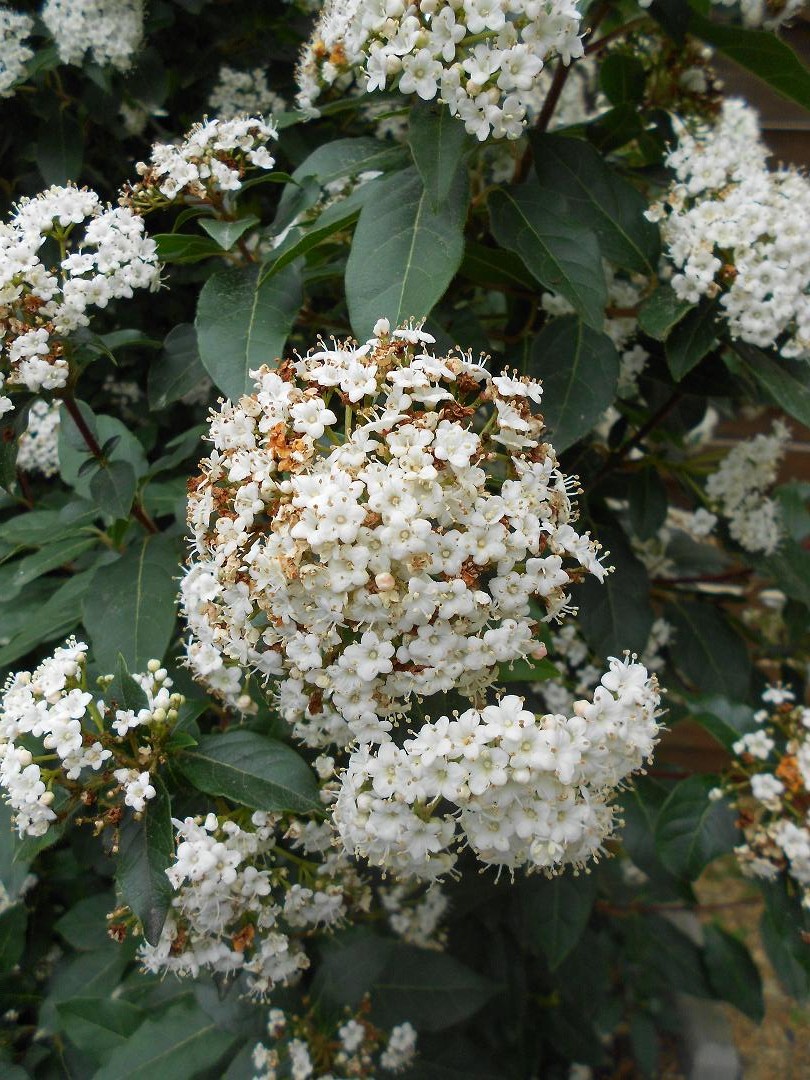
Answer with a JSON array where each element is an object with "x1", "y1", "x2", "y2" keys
[
  {"x1": 0, "y1": 5, "x2": 33, "y2": 98},
  {"x1": 0, "y1": 185, "x2": 160, "y2": 394},
  {"x1": 705, "y1": 420, "x2": 789, "y2": 556},
  {"x1": 0, "y1": 642, "x2": 183, "y2": 836},
  {"x1": 182, "y1": 321, "x2": 608, "y2": 745},
  {"x1": 252, "y1": 1006, "x2": 417, "y2": 1079},
  {"x1": 296, "y1": 0, "x2": 585, "y2": 141},
  {"x1": 708, "y1": 0, "x2": 804, "y2": 30},
  {"x1": 532, "y1": 617, "x2": 672, "y2": 716},
  {"x1": 141, "y1": 811, "x2": 348, "y2": 997},
  {"x1": 209, "y1": 65, "x2": 286, "y2": 121},
  {"x1": 16, "y1": 399, "x2": 61, "y2": 477},
  {"x1": 720, "y1": 685, "x2": 810, "y2": 908},
  {"x1": 649, "y1": 99, "x2": 810, "y2": 360},
  {"x1": 379, "y1": 880, "x2": 448, "y2": 947},
  {"x1": 42, "y1": 0, "x2": 144, "y2": 71},
  {"x1": 126, "y1": 116, "x2": 277, "y2": 205},
  {"x1": 334, "y1": 658, "x2": 660, "y2": 879}
]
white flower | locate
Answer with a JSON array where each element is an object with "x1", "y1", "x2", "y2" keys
[
  {"x1": 42, "y1": 0, "x2": 144, "y2": 71},
  {"x1": 0, "y1": 5, "x2": 33, "y2": 98}
]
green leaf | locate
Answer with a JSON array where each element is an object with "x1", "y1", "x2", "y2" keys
[
  {"x1": 56, "y1": 893, "x2": 117, "y2": 952},
  {"x1": 409, "y1": 101, "x2": 472, "y2": 208},
  {"x1": 0, "y1": 400, "x2": 32, "y2": 493},
  {"x1": 0, "y1": 904, "x2": 26, "y2": 972},
  {"x1": 313, "y1": 927, "x2": 395, "y2": 1010},
  {"x1": 531, "y1": 134, "x2": 659, "y2": 274},
  {"x1": 148, "y1": 324, "x2": 207, "y2": 411},
  {"x1": 176, "y1": 730, "x2": 320, "y2": 813},
  {"x1": 655, "y1": 775, "x2": 738, "y2": 880},
  {"x1": 92, "y1": 997, "x2": 237, "y2": 1080},
  {"x1": 0, "y1": 570, "x2": 93, "y2": 667},
  {"x1": 688, "y1": 696, "x2": 757, "y2": 752},
  {"x1": 107, "y1": 654, "x2": 150, "y2": 714},
  {"x1": 82, "y1": 534, "x2": 180, "y2": 672},
  {"x1": 346, "y1": 165, "x2": 469, "y2": 340},
  {"x1": 59, "y1": 404, "x2": 148, "y2": 497},
  {"x1": 703, "y1": 924, "x2": 764, "y2": 1022},
  {"x1": 637, "y1": 286, "x2": 694, "y2": 342},
  {"x1": 116, "y1": 775, "x2": 174, "y2": 946},
  {"x1": 629, "y1": 1011, "x2": 659, "y2": 1079},
  {"x1": 459, "y1": 241, "x2": 532, "y2": 291},
  {"x1": 763, "y1": 544, "x2": 810, "y2": 609},
  {"x1": 196, "y1": 262, "x2": 302, "y2": 399},
  {"x1": 599, "y1": 53, "x2": 647, "y2": 105},
  {"x1": 760, "y1": 882, "x2": 810, "y2": 998},
  {"x1": 90, "y1": 460, "x2": 137, "y2": 520},
  {"x1": 153, "y1": 233, "x2": 224, "y2": 264},
  {"x1": 731, "y1": 343, "x2": 810, "y2": 427},
  {"x1": 36, "y1": 106, "x2": 83, "y2": 185},
  {"x1": 690, "y1": 11, "x2": 810, "y2": 112},
  {"x1": 529, "y1": 315, "x2": 619, "y2": 451},
  {"x1": 1, "y1": 533, "x2": 97, "y2": 596},
  {"x1": 665, "y1": 600, "x2": 751, "y2": 699},
  {"x1": 198, "y1": 215, "x2": 259, "y2": 251},
  {"x1": 371, "y1": 944, "x2": 497, "y2": 1032},
  {"x1": 488, "y1": 181, "x2": 606, "y2": 329},
  {"x1": 497, "y1": 655, "x2": 559, "y2": 683},
  {"x1": 578, "y1": 521, "x2": 653, "y2": 657},
  {"x1": 516, "y1": 873, "x2": 597, "y2": 969},
  {"x1": 57, "y1": 998, "x2": 145, "y2": 1064},
  {"x1": 627, "y1": 468, "x2": 668, "y2": 541},
  {"x1": 260, "y1": 182, "x2": 369, "y2": 283},
  {"x1": 665, "y1": 299, "x2": 719, "y2": 380}
]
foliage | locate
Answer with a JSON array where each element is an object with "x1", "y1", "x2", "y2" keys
[{"x1": 1, "y1": 0, "x2": 810, "y2": 1076}]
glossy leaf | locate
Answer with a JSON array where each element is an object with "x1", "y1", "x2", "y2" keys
[
  {"x1": 195, "y1": 262, "x2": 302, "y2": 399},
  {"x1": 489, "y1": 180, "x2": 606, "y2": 329},
  {"x1": 531, "y1": 134, "x2": 659, "y2": 274},
  {"x1": 637, "y1": 286, "x2": 694, "y2": 341},
  {"x1": 89, "y1": 459, "x2": 137, "y2": 519},
  {"x1": 116, "y1": 775, "x2": 174, "y2": 946},
  {"x1": 176, "y1": 730, "x2": 320, "y2": 813},
  {"x1": 530, "y1": 315, "x2": 619, "y2": 451},
  {"x1": 147, "y1": 324, "x2": 207, "y2": 411},
  {"x1": 346, "y1": 165, "x2": 469, "y2": 340},
  {"x1": 655, "y1": 775, "x2": 738, "y2": 880},
  {"x1": 731, "y1": 342, "x2": 810, "y2": 428},
  {"x1": 409, "y1": 101, "x2": 472, "y2": 208},
  {"x1": 83, "y1": 534, "x2": 180, "y2": 672},
  {"x1": 665, "y1": 300, "x2": 719, "y2": 380},
  {"x1": 665, "y1": 600, "x2": 751, "y2": 699},
  {"x1": 198, "y1": 215, "x2": 259, "y2": 251}
]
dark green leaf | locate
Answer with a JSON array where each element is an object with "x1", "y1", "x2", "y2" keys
[
  {"x1": 656, "y1": 775, "x2": 738, "y2": 880},
  {"x1": 688, "y1": 696, "x2": 757, "y2": 752},
  {"x1": 0, "y1": 904, "x2": 26, "y2": 972},
  {"x1": 530, "y1": 315, "x2": 619, "y2": 451},
  {"x1": 690, "y1": 12, "x2": 810, "y2": 112},
  {"x1": 198, "y1": 216, "x2": 260, "y2": 251},
  {"x1": 599, "y1": 54, "x2": 647, "y2": 105},
  {"x1": 346, "y1": 165, "x2": 469, "y2": 340},
  {"x1": 763, "y1": 544, "x2": 810, "y2": 609},
  {"x1": 116, "y1": 775, "x2": 173, "y2": 946},
  {"x1": 90, "y1": 460, "x2": 137, "y2": 519},
  {"x1": 55, "y1": 893, "x2": 117, "y2": 952},
  {"x1": 260, "y1": 182, "x2": 369, "y2": 283},
  {"x1": 488, "y1": 181, "x2": 606, "y2": 329},
  {"x1": 629, "y1": 1011, "x2": 659, "y2": 1078},
  {"x1": 196, "y1": 262, "x2": 302, "y2": 399},
  {"x1": 148, "y1": 324, "x2": 207, "y2": 411},
  {"x1": 627, "y1": 468, "x2": 668, "y2": 540},
  {"x1": 176, "y1": 730, "x2": 320, "y2": 813},
  {"x1": 531, "y1": 134, "x2": 659, "y2": 274},
  {"x1": 459, "y1": 241, "x2": 532, "y2": 291},
  {"x1": 703, "y1": 924, "x2": 764, "y2": 1022},
  {"x1": 760, "y1": 882, "x2": 810, "y2": 998},
  {"x1": 731, "y1": 343, "x2": 810, "y2": 427},
  {"x1": 497, "y1": 655, "x2": 559, "y2": 683},
  {"x1": 409, "y1": 101, "x2": 472, "y2": 208},
  {"x1": 637, "y1": 286, "x2": 694, "y2": 341},
  {"x1": 372, "y1": 944, "x2": 497, "y2": 1031},
  {"x1": 586, "y1": 104, "x2": 644, "y2": 153},
  {"x1": 83, "y1": 534, "x2": 180, "y2": 672},
  {"x1": 57, "y1": 998, "x2": 145, "y2": 1064},
  {"x1": 92, "y1": 997, "x2": 237, "y2": 1080},
  {"x1": 36, "y1": 107, "x2": 83, "y2": 185},
  {"x1": 665, "y1": 600, "x2": 751, "y2": 699},
  {"x1": 579, "y1": 522, "x2": 653, "y2": 657},
  {"x1": 665, "y1": 299, "x2": 719, "y2": 380},
  {"x1": 516, "y1": 873, "x2": 597, "y2": 969},
  {"x1": 2, "y1": 533, "x2": 97, "y2": 594},
  {"x1": 153, "y1": 233, "x2": 224, "y2": 264},
  {"x1": 0, "y1": 570, "x2": 92, "y2": 667}
]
